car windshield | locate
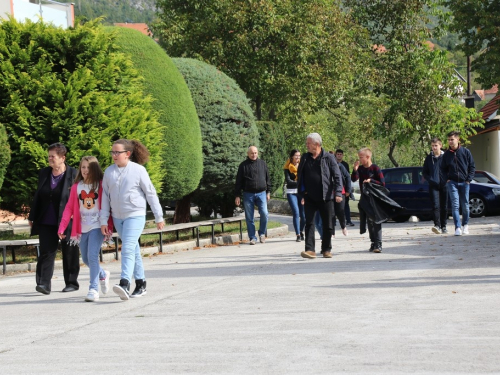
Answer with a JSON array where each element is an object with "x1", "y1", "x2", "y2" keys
[{"x1": 474, "y1": 172, "x2": 500, "y2": 184}]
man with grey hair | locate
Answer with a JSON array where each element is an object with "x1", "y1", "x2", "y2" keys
[
  {"x1": 297, "y1": 133, "x2": 343, "y2": 258},
  {"x1": 235, "y1": 146, "x2": 271, "y2": 245}
]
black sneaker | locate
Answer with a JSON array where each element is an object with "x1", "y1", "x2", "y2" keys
[
  {"x1": 369, "y1": 243, "x2": 375, "y2": 252},
  {"x1": 347, "y1": 222, "x2": 355, "y2": 227},
  {"x1": 113, "y1": 279, "x2": 130, "y2": 301},
  {"x1": 441, "y1": 226, "x2": 448, "y2": 234},
  {"x1": 432, "y1": 225, "x2": 442, "y2": 234},
  {"x1": 300, "y1": 232, "x2": 305, "y2": 240},
  {"x1": 130, "y1": 279, "x2": 147, "y2": 298}
]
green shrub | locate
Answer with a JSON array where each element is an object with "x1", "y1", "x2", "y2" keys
[
  {"x1": 256, "y1": 121, "x2": 286, "y2": 196},
  {"x1": 172, "y1": 58, "x2": 259, "y2": 217},
  {"x1": 0, "y1": 18, "x2": 162, "y2": 212},
  {"x1": 109, "y1": 27, "x2": 203, "y2": 203},
  {"x1": 0, "y1": 124, "x2": 11, "y2": 202}
]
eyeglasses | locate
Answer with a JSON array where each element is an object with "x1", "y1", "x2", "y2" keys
[{"x1": 109, "y1": 151, "x2": 127, "y2": 156}]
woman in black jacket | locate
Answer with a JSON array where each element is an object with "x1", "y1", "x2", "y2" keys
[
  {"x1": 28, "y1": 143, "x2": 80, "y2": 295},
  {"x1": 284, "y1": 149, "x2": 305, "y2": 242}
]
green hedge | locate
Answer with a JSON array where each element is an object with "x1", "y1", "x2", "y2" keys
[
  {"x1": 172, "y1": 58, "x2": 259, "y2": 217},
  {"x1": 0, "y1": 18, "x2": 162, "y2": 211},
  {"x1": 109, "y1": 27, "x2": 203, "y2": 201},
  {"x1": 0, "y1": 124, "x2": 11, "y2": 202},
  {"x1": 256, "y1": 121, "x2": 286, "y2": 195}
]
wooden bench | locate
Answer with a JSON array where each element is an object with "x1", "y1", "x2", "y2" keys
[{"x1": 1, "y1": 216, "x2": 248, "y2": 274}]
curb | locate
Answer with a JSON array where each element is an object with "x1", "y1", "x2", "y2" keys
[{"x1": 1, "y1": 224, "x2": 290, "y2": 275}]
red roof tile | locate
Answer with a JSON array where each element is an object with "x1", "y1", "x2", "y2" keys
[
  {"x1": 479, "y1": 93, "x2": 500, "y2": 121},
  {"x1": 113, "y1": 23, "x2": 151, "y2": 36}
]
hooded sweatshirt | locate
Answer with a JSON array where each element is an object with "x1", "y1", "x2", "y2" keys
[{"x1": 423, "y1": 150, "x2": 446, "y2": 188}]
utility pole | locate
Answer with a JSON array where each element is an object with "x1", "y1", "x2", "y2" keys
[{"x1": 464, "y1": 55, "x2": 475, "y2": 109}]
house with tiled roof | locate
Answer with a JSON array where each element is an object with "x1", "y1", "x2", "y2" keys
[
  {"x1": 113, "y1": 22, "x2": 151, "y2": 37},
  {"x1": 467, "y1": 94, "x2": 500, "y2": 177},
  {"x1": 473, "y1": 84, "x2": 498, "y2": 102}
]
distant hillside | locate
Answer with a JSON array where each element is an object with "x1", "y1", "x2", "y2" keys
[{"x1": 60, "y1": 0, "x2": 157, "y2": 24}]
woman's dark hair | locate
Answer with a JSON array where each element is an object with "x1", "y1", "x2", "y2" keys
[
  {"x1": 48, "y1": 143, "x2": 68, "y2": 157},
  {"x1": 289, "y1": 149, "x2": 300, "y2": 162},
  {"x1": 114, "y1": 139, "x2": 150, "y2": 165}
]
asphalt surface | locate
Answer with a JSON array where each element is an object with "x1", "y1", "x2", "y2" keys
[{"x1": 1, "y1": 215, "x2": 500, "y2": 374}]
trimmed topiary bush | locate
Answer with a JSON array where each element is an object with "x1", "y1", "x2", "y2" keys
[
  {"x1": 0, "y1": 124, "x2": 11, "y2": 202},
  {"x1": 109, "y1": 27, "x2": 203, "y2": 216},
  {"x1": 256, "y1": 121, "x2": 286, "y2": 196},
  {"x1": 0, "y1": 18, "x2": 162, "y2": 212},
  {"x1": 172, "y1": 58, "x2": 259, "y2": 217}
]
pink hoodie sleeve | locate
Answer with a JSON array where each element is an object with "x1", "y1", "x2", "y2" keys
[{"x1": 58, "y1": 184, "x2": 78, "y2": 234}]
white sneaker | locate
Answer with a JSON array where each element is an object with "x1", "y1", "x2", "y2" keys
[
  {"x1": 259, "y1": 235, "x2": 266, "y2": 243},
  {"x1": 85, "y1": 289, "x2": 99, "y2": 302},
  {"x1": 462, "y1": 225, "x2": 469, "y2": 235},
  {"x1": 100, "y1": 270, "x2": 110, "y2": 294},
  {"x1": 454, "y1": 227, "x2": 462, "y2": 236}
]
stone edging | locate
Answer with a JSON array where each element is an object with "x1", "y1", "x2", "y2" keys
[{"x1": 1, "y1": 224, "x2": 290, "y2": 275}]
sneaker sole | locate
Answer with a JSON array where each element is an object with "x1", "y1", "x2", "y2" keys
[
  {"x1": 373, "y1": 249, "x2": 382, "y2": 253},
  {"x1": 431, "y1": 227, "x2": 441, "y2": 234},
  {"x1": 100, "y1": 271, "x2": 110, "y2": 294},
  {"x1": 130, "y1": 291, "x2": 147, "y2": 298},
  {"x1": 85, "y1": 297, "x2": 98, "y2": 302},
  {"x1": 113, "y1": 285, "x2": 130, "y2": 301}
]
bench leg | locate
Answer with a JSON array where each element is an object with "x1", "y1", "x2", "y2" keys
[
  {"x1": 159, "y1": 232, "x2": 163, "y2": 253},
  {"x1": 211, "y1": 224, "x2": 215, "y2": 244},
  {"x1": 221, "y1": 223, "x2": 225, "y2": 233},
  {"x1": 239, "y1": 220, "x2": 243, "y2": 241},
  {"x1": 100, "y1": 248, "x2": 103, "y2": 263},
  {"x1": 11, "y1": 247, "x2": 16, "y2": 264},
  {"x1": 176, "y1": 230, "x2": 179, "y2": 241},
  {"x1": 115, "y1": 238, "x2": 119, "y2": 260}
]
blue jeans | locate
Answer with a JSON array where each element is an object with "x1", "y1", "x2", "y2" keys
[
  {"x1": 80, "y1": 228, "x2": 106, "y2": 291},
  {"x1": 243, "y1": 191, "x2": 268, "y2": 241},
  {"x1": 113, "y1": 215, "x2": 146, "y2": 282},
  {"x1": 447, "y1": 181, "x2": 470, "y2": 228},
  {"x1": 287, "y1": 193, "x2": 305, "y2": 235}
]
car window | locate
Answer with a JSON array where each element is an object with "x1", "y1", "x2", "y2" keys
[
  {"x1": 385, "y1": 170, "x2": 413, "y2": 184},
  {"x1": 473, "y1": 173, "x2": 490, "y2": 184}
]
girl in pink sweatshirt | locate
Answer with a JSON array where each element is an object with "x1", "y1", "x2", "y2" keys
[{"x1": 58, "y1": 156, "x2": 113, "y2": 302}]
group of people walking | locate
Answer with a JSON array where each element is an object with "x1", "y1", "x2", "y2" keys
[
  {"x1": 235, "y1": 130, "x2": 476, "y2": 259},
  {"x1": 29, "y1": 139, "x2": 164, "y2": 302}
]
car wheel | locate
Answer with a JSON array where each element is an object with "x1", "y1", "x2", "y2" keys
[
  {"x1": 392, "y1": 215, "x2": 411, "y2": 223},
  {"x1": 469, "y1": 194, "x2": 486, "y2": 218}
]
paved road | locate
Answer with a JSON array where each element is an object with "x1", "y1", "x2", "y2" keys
[{"x1": 1, "y1": 216, "x2": 500, "y2": 374}]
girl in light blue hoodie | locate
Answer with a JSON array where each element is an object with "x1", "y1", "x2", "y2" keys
[{"x1": 100, "y1": 139, "x2": 164, "y2": 301}]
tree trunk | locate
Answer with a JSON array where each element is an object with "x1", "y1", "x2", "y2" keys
[
  {"x1": 173, "y1": 193, "x2": 193, "y2": 224},
  {"x1": 388, "y1": 141, "x2": 399, "y2": 167}
]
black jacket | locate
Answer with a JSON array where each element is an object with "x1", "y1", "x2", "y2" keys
[
  {"x1": 234, "y1": 158, "x2": 271, "y2": 196},
  {"x1": 284, "y1": 168, "x2": 298, "y2": 190},
  {"x1": 29, "y1": 164, "x2": 77, "y2": 237},
  {"x1": 339, "y1": 162, "x2": 352, "y2": 195},
  {"x1": 441, "y1": 145, "x2": 475, "y2": 183},
  {"x1": 297, "y1": 148, "x2": 343, "y2": 201},
  {"x1": 423, "y1": 151, "x2": 446, "y2": 188},
  {"x1": 359, "y1": 182, "x2": 404, "y2": 228}
]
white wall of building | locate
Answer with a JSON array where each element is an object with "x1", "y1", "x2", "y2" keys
[
  {"x1": 468, "y1": 129, "x2": 500, "y2": 177},
  {"x1": 1, "y1": 0, "x2": 73, "y2": 28}
]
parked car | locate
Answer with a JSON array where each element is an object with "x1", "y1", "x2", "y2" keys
[
  {"x1": 382, "y1": 167, "x2": 500, "y2": 222},
  {"x1": 474, "y1": 170, "x2": 500, "y2": 185}
]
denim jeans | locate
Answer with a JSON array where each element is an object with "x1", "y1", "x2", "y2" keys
[
  {"x1": 429, "y1": 184, "x2": 448, "y2": 228},
  {"x1": 447, "y1": 181, "x2": 470, "y2": 228},
  {"x1": 286, "y1": 193, "x2": 305, "y2": 235},
  {"x1": 80, "y1": 228, "x2": 106, "y2": 291},
  {"x1": 113, "y1": 215, "x2": 146, "y2": 282},
  {"x1": 243, "y1": 191, "x2": 269, "y2": 241}
]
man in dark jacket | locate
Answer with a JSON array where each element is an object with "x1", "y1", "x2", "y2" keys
[
  {"x1": 422, "y1": 137, "x2": 448, "y2": 234},
  {"x1": 297, "y1": 133, "x2": 343, "y2": 259},
  {"x1": 441, "y1": 131, "x2": 475, "y2": 236},
  {"x1": 235, "y1": 146, "x2": 271, "y2": 245}
]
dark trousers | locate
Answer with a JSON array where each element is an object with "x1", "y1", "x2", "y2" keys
[
  {"x1": 304, "y1": 197, "x2": 334, "y2": 253},
  {"x1": 429, "y1": 184, "x2": 448, "y2": 228},
  {"x1": 36, "y1": 224, "x2": 80, "y2": 291},
  {"x1": 344, "y1": 195, "x2": 352, "y2": 223},
  {"x1": 367, "y1": 218, "x2": 382, "y2": 248},
  {"x1": 332, "y1": 195, "x2": 346, "y2": 235}
]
